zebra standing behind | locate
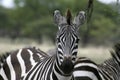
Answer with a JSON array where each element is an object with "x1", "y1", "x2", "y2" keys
[
  {"x1": 22, "y1": 10, "x2": 85, "y2": 80},
  {"x1": 73, "y1": 43, "x2": 120, "y2": 80},
  {"x1": 0, "y1": 47, "x2": 49, "y2": 80}
]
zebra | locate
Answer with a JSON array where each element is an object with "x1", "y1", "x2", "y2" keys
[
  {"x1": 73, "y1": 42, "x2": 120, "y2": 80},
  {"x1": 0, "y1": 47, "x2": 49, "y2": 80},
  {"x1": 22, "y1": 10, "x2": 85, "y2": 80},
  {"x1": 0, "y1": 10, "x2": 85, "y2": 80}
]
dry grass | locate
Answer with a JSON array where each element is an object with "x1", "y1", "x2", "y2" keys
[
  {"x1": 78, "y1": 46, "x2": 111, "y2": 63},
  {"x1": 0, "y1": 38, "x2": 55, "y2": 53},
  {"x1": 0, "y1": 38, "x2": 112, "y2": 63}
]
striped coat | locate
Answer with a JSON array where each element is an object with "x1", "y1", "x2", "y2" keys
[{"x1": 0, "y1": 47, "x2": 48, "y2": 80}]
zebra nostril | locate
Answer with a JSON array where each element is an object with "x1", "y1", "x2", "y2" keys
[
  {"x1": 61, "y1": 57, "x2": 74, "y2": 75},
  {"x1": 61, "y1": 56, "x2": 74, "y2": 75}
]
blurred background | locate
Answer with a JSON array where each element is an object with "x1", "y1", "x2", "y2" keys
[{"x1": 0, "y1": 0, "x2": 120, "y2": 63}]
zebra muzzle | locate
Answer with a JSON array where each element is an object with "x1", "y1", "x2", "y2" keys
[{"x1": 60, "y1": 56, "x2": 74, "y2": 75}]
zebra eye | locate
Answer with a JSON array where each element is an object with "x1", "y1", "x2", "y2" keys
[
  {"x1": 72, "y1": 57, "x2": 76, "y2": 61},
  {"x1": 72, "y1": 52, "x2": 77, "y2": 56}
]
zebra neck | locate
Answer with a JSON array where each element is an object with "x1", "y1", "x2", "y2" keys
[
  {"x1": 52, "y1": 67, "x2": 72, "y2": 80},
  {"x1": 51, "y1": 60, "x2": 72, "y2": 80}
]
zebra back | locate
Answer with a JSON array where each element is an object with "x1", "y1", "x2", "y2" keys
[{"x1": 0, "y1": 47, "x2": 49, "y2": 80}]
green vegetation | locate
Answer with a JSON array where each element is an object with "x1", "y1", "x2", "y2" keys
[{"x1": 0, "y1": 0, "x2": 120, "y2": 45}]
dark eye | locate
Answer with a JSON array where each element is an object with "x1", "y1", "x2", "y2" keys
[
  {"x1": 72, "y1": 52, "x2": 77, "y2": 56},
  {"x1": 72, "y1": 57, "x2": 76, "y2": 61}
]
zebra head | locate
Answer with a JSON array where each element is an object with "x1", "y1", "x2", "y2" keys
[{"x1": 54, "y1": 10, "x2": 85, "y2": 75}]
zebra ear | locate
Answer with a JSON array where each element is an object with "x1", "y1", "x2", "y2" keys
[
  {"x1": 73, "y1": 11, "x2": 85, "y2": 27},
  {"x1": 54, "y1": 10, "x2": 66, "y2": 26}
]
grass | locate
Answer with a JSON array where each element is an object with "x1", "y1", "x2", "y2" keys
[{"x1": 0, "y1": 38, "x2": 112, "y2": 64}]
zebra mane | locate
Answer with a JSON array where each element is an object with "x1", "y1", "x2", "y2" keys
[
  {"x1": 66, "y1": 9, "x2": 72, "y2": 25},
  {"x1": 0, "y1": 52, "x2": 10, "y2": 67},
  {"x1": 111, "y1": 42, "x2": 120, "y2": 61},
  {"x1": 100, "y1": 42, "x2": 120, "y2": 71}
]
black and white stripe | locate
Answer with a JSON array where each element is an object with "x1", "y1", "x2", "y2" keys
[
  {"x1": 98, "y1": 43, "x2": 120, "y2": 80},
  {"x1": 22, "y1": 54, "x2": 75, "y2": 80},
  {"x1": 73, "y1": 43, "x2": 120, "y2": 80},
  {"x1": 73, "y1": 57, "x2": 103, "y2": 80},
  {"x1": 0, "y1": 47, "x2": 48, "y2": 80}
]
